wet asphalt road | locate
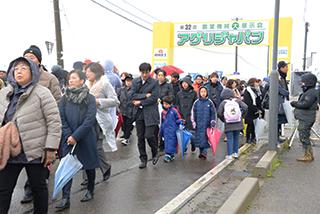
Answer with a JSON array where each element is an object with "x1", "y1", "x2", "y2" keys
[{"x1": 8, "y1": 129, "x2": 229, "y2": 214}]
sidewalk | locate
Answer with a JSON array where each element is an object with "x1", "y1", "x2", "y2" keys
[{"x1": 248, "y1": 124, "x2": 320, "y2": 214}]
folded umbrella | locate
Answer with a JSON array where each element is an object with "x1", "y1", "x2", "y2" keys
[
  {"x1": 206, "y1": 127, "x2": 222, "y2": 155},
  {"x1": 52, "y1": 145, "x2": 83, "y2": 199},
  {"x1": 176, "y1": 125, "x2": 192, "y2": 159}
]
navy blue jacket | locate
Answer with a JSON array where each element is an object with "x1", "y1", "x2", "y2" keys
[
  {"x1": 191, "y1": 97, "x2": 216, "y2": 149},
  {"x1": 59, "y1": 94, "x2": 99, "y2": 170},
  {"x1": 160, "y1": 107, "x2": 182, "y2": 155}
]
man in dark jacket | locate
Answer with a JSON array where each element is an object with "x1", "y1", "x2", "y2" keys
[
  {"x1": 291, "y1": 73, "x2": 319, "y2": 162},
  {"x1": 130, "y1": 63, "x2": 160, "y2": 169},
  {"x1": 155, "y1": 68, "x2": 174, "y2": 101},
  {"x1": 262, "y1": 61, "x2": 290, "y2": 143},
  {"x1": 204, "y1": 72, "x2": 223, "y2": 108},
  {"x1": 117, "y1": 74, "x2": 134, "y2": 145}
]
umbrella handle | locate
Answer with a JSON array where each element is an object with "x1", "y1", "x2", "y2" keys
[{"x1": 70, "y1": 144, "x2": 77, "y2": 155}]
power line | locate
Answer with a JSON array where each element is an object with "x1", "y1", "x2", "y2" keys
[
  {"x1": 90, "y1": 0, "x2": 153, "y2": 32},
  {"x1": 102, "y1": 0, "x2": 153, "y2": 25},
  {"x1": 121, "y1": 0, "x2": 161, "y2": 22}
]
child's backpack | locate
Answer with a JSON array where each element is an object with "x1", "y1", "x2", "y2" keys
[{"x1": 224, "y1": 98, "x2": 242, "y2": 123}]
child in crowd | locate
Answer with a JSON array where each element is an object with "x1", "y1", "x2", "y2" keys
[
  {"x1": 117, "y1": 74, "x2": 134, "y2": 145},
  {"x1": 191, "y1": 86, "x2": 216, "y2": 160},
  {"x1": 160, "y1": 96, "x2": 183, "y2": 163},
  {"x1": 218, "y1": 88, "x2": 248, "y2": 160}
]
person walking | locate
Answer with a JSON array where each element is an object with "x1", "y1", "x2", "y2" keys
[
  {"x1": 21, "y1": 45, "x2": 62, "y2": 204},
  {"x1": 291, "y1": 73, "x2": 319, "y2": 162},
  {"x1": 191, "y1": 86, "x2": 217, "y2": 159},
  {"x1": 204, "y1": 72, "x2": 224, "y2": 108},
  {"x1": 176, "y1": 77, "x2": 197, "y2": 152},
  {"x1": 117, "y1": 74, "x2": 134, "y2": 145},
  {"x1": 84, "y1": 62, "x2": 119, "y2": 182},
  {"x1": 160, "y1": 96, "x2": 183, "y2": 163},
  {"x1": 55, "y1": 70, "x2": 99, "y2": 211},
  {"x1": 218, "y1": 88, "x2": 247, "y2": 160},
  {"x1": 129, "y1": 62, "x2": 160, "y2": 168},
  {"x1": 0, "y1": 57, "x2": 61, "y2": 214}
]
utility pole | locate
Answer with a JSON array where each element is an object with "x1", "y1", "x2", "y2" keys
[
  {"x1": 302, "y1": 22, "x2": 309, "y2": 71},
  {"x1": 269, "y1": 0, "x2": 280, "y2": 150},
  {"x1": 235, "y1": 46, "x2": 238, "y2": 73},
  {"x1": 53, "y1": 0, "x2": 64, "y2": 68}
]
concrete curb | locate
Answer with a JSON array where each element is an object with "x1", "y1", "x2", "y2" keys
[
  {"x1": 253, "y1": 150, "x2": 278, "y2": 178},
  {"x1": 155, "y1": 143, "x2": 252, "y2": 214},
  {"x1": 216, "y1": 177, "x2": 259, "y2": 214}
]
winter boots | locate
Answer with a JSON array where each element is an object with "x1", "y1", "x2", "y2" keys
[{"x1": 297, "y1": 145, "x2": 314, "y2": 162}]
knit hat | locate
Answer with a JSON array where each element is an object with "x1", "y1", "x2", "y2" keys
[{"x1": 23, "y1": 45, "x2": 42, "y2": 63}]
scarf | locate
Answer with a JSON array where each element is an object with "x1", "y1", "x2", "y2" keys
[
  {"x1": 247, "y1": 86, "x2": 257, "y2": 106},
  {"x1": 279, "y1": 70, "x2": 287, "y2": 79},
  {"x1": 65, "y1": 85, "x2": 89, "y2": 104}
]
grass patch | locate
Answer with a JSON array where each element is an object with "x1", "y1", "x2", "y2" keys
[{"x1": 266, "y1": 158, "x2": 282, "y2": 177}]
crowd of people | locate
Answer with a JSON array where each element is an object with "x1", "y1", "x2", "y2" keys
[{"x1": 0, "y1": 44, "x2": 319, "y2": 213}]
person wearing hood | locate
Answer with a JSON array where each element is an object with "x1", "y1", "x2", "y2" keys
[
  {"x1": 22, "y1": 45, "x2": 62, "y2": 204},
  {"x1": 51, "y1": 65, "x2": 68, "y2": 94},
  {"x1": 0, "y1": 57, "x2": 61, "y2": 213},
  {"x1": 176, "y1": 77, "x2": 197, "y2": 151},
  {"x1": 204, "y1": 72, "x2": 224, "y2": 108},
  {"x1": 218, "y1": 88, "x2": 247, "y2": 160},
  {"x1": 191, "y1": 86, "x2": 216, "y2": 159},
  {"x1": 291, "y1": 73, "x2": 319, "y2": 162},
  {"x1": 102, "y1": 60, "x2": 122, "y2": 91}
]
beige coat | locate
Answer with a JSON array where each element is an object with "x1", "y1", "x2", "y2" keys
[
  {"x1": 39, "y1": 66, "x2": 61, "y2": 103},
  {"x1": 0, "y1": 84, "x2": 61, "y2": 162}
]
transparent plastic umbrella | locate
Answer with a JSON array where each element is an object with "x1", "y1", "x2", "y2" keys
[{"x1": 52, "y1": 145, "x2": 83, "y2": 199}]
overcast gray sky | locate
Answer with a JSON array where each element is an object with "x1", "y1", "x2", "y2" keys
[{"x1": 0, "y1": 0, "x2": 319, "y2": 79}]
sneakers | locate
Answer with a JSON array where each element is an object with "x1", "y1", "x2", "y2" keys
[
  {"x1": 232, "y1": 153, "x2": 239, "y2": 159},
  {"x1": 191, "y1": 144, "x2": 196, "y2": 153},
  {"x1": 164, "y1": 154, "x2": 174, "y2": 163},
  {"x1": 198, "y1": 153, "x2": 207, "y2": 160},
  {"x1": 225, "y1": 155, "x2": 233, "y2": 160}
]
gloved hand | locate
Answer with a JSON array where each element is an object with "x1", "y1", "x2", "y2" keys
[
  {"x1": 210, "y1": 120, "x2": 216, "y2": 128},
  {"x1": 42, "y1": 150, "x2": 57, "y2": 167},
  {"x1": 290, "y1": 101, "x2": 297, "y2": 107}
]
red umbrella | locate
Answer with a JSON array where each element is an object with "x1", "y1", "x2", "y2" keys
[{"x1": 160, "y1": 65, "x2": 184, "y2": 76}]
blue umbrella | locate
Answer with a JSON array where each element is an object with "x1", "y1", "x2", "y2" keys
[
  {"x1": 52, "y1": 145, "x2": 83, "y2": 199},
  {"x1": 176, "y1": 125, "x2": 193, "y2": 159}
]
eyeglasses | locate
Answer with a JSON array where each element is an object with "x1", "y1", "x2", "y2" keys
[{"x1": 14, "y1": 66, "x2": 30, "y2": 72}]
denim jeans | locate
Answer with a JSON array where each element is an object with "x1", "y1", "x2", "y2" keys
[{"x1": 225, "y1": 130, "x2": 240, "y2": 156}]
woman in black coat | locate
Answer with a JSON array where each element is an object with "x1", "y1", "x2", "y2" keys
[
  {"x1": 57, "y1": 70, "x2": 99, "y2": 211},
  {"x1": 243, "y1": 78, "x2": 262, "y2": 144}
]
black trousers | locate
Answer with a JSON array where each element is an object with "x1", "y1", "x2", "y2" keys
[
  {"x1": 63, "y1": 169, "x2": 95, "y2": 199},
  {"x1": 246, "y1": 120, "x2": 256, "y2": 142},
  {"x1": 0, "y1": 163, "x2": 48, "y2": 214},
  {"x1": 135, "y1": 120, "x2": 158, "y2": 162},
  {"x1": 122, "y1": 116, "x2": 133, "y2": 140}
]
